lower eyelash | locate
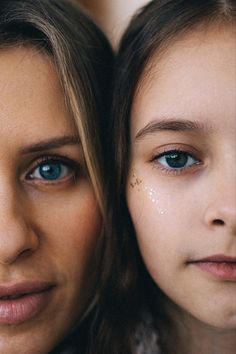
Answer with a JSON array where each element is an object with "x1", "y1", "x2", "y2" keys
[{"x1": 155, "y1": 163, "x2": 196, "y2": 176}]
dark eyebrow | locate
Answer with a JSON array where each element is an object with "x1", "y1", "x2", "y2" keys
[
  {"x1": 20, "y1": 135, "x2": 80, "y2": 154},
  {"x1": 135, "y1": 119, "x2": 210, "y2": 140}
]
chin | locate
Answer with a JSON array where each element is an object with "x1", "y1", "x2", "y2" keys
[
  {"x1": 196, "y1": 310, "x2": 236, "y2": 331},
  {"x1": 0, "y1": 332, "x2": 58, "y2": 354},
  {"x1": 0, "y1": 343, "x2": 44, "y2": 354},
  {"x1": 212, "y1": 316, "x2": 236, "y2": 331}
]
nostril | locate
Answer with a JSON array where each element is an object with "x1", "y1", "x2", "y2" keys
[{"x1": 213, "y1": 219, "x2": 225, "y2": 226}]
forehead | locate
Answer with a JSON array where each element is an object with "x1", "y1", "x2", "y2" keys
[
  {"x1": 131, "y1": 23, "x2": 236, "y2": 135},
  {"x1": 0, "y1": 46, "x2": 74, "y2": 143}
]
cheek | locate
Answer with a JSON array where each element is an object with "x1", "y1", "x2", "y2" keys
[
  {"x1": 127, "y1": 173, "x2": 195, "y2": 281},
  {"x1": 28, "y1": 185, "x2": 102, "y2": 284},
  {"x1": 127, "y1": 184, "x2": 193, "y2": 309},
  {"x1": 5, "y1": 185, "x2": 103, "y2": 353},
  {"x1": 127, "y1": 177, "x2": 183, "y2": 248},
  {"x1": 127, "y1": 168, "x2": 204, "y2": 251}
]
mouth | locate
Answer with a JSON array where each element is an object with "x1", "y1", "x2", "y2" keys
[
  {"x1": 0, "y1": 281, "x2": 56, "y2": 325},
  {"x1": 188, "y1": 255, "x2": 236, "y2": 281}
]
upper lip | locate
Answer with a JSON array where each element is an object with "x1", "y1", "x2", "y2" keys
[
  {"x1": 0, "y1": 281, "x2": 55, "y2": 298},
  {"x1": 191, "y1": 255, "x2": 236, "y2": 263}
]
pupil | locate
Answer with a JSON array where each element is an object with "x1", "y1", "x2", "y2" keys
[
  {"x1": 166, "y1": 152, "x2": 188, "y2": 168},
  {"x1": 39, "y1": 163, "x2": 61, "y2": 180}
]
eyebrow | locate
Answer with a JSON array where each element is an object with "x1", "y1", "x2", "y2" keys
[
  {"x1": 135, "y1": 118, "x2": 210, "y2": 140},
  {"x1": 20, "y1": 135, "x2": 80, "y2": 154}
]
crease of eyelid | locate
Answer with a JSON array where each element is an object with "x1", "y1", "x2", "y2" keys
[
  {"x1": 135, "y1": 118, "x2": 213, "y2": 141},
  {"x1": 20, "y1": 135, "x2": 81, "y2": 154}
]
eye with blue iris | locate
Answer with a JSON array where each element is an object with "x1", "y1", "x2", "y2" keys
[
  {"x1": 27, "y1": 156, "x2": 79, "y2": 183},
  {"x1": 153, "y1": 149, "x2": 200, "y2": 172}
]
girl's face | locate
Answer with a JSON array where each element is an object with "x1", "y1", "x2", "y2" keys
[
  {"x1": 127, "y1": 24, "x2": 236, "y2": 329},
  {"x1": 0, "y1": 47, "x2": 101, "y2": 353}
]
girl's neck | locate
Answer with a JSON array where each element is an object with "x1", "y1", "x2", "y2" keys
[{"x1": 153, "y1": 294, "x2": 236, "y2": 354}]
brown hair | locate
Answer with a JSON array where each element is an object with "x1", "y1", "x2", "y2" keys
[
  {"x1": 96, "y1": 1, "x2": 236, "y2": 353},
  {"x1": 0, "y1": 0, "x2": 113, "y2": 352}
]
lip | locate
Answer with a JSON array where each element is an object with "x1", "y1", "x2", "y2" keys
[
  {"x1": 0, "y1": 281, "x2": 55, "y2": 325},
  {"x1": 189, "y1": 255, "x2": 236, "y2": 281},
  {"x1": 195, "y1": 255, "x2": 236, "y2": 263}
]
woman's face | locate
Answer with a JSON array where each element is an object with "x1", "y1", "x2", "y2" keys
[
  {"x1": 0, "y1": 47, "x2": 101, "y2": 353},
  {"x1": 127, "y1": 24, "x2": 236, "y2": 329}
]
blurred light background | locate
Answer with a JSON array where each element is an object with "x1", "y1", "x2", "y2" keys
[{"x1": 78, "y1": 0, "x2": 149, "y2": 46}]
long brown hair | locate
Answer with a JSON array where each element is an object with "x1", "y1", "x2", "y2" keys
[
  {"x1": 0, "y1": 0, "x2": 113, "y2": 352},
  {"x1": 97, "y1": 1, "x2": 236, "y2": 353}
]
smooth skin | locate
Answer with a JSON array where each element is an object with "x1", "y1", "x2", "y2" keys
[
  {"x1": 127, "y1": 24, "x2": 236, "y2": 354},
  {"x1": 0, "y1": 46, "x2": 101, "y2": 353}
]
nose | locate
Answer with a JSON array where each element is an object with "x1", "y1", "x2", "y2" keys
[
  {"x1": 204, "y1": 204, "x2": 236, "y2": 233},
  {"x1": 204, "y1": 174, "x2": 236, "y2": 235},
  {"x1": 0, "y1": 185, "x2": 39, "y2": 265}
]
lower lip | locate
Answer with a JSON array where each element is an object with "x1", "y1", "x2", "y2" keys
[
  {"x1": 193, "y1": 261, "x2": 236, "y2": 281},
  {"x1": 0, "y1": 289, "x2": 53, "y2": 325}
]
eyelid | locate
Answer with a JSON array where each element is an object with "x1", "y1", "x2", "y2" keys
[
  {"x1": 150, "y1": 142, "x2": 200, "y2": 156},
  {"x1": 155, "y1": 149, "x2": 195, "y2": 159},
  {"x1": 150, "y1": 145, "x2": 203, "y2": 175},
  {"x1": 23, "y1": 155, "x2": 80, "y2": 183}
]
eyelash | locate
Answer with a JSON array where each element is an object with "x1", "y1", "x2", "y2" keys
[
  {"x1": 151, "y1": 148, "x2": 202, "y2": 175},
  {"x1": 25, "y1": 155, "x2": 81, "y2": 184}
]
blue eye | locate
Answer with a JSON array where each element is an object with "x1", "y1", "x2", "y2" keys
[
  {"x1": 155, "y1": 150, "x2": 198, "y2": 170},
  {"x1": 29, "y1": 160, "x2": 74, "y2": 181}
]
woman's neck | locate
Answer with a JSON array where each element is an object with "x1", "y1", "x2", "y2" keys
[{"x1": 154, "y1": 295, "x2": 236, "y2": 354}]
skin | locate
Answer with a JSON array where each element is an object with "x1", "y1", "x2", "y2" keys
[
  {"x1": 0, "y1": 46, "x2": 101, "y2": 353},
  {"x1": 127, "y1": 24, "x2": 236, "y2": 354}
]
